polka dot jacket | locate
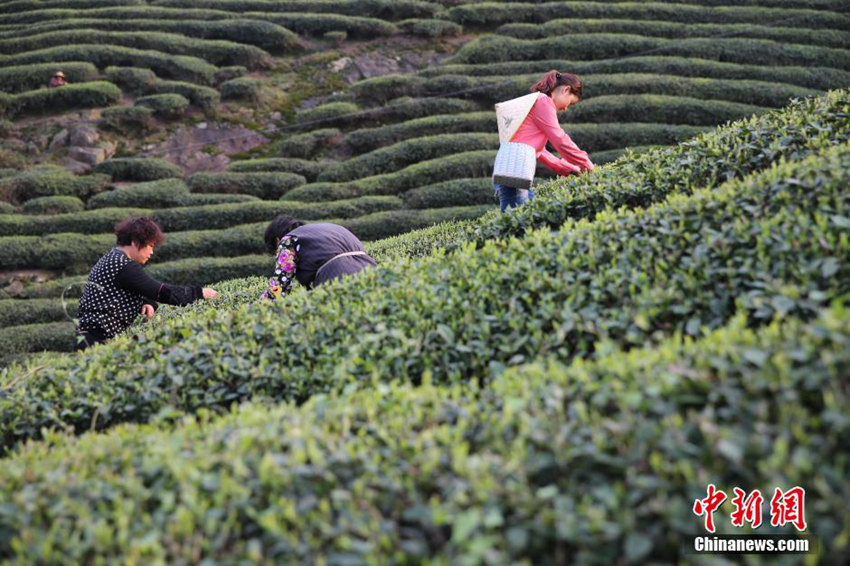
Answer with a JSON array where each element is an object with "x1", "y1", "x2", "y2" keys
[{"x1": 78, "y1": 248, "x2": 203, "y2": 338}]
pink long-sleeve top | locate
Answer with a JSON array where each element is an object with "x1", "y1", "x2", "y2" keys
[{"x1": 510, "y1": 92, "x2": 594, "y2": 177}]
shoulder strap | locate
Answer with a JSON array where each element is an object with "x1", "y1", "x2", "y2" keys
[{"x1": 495, "y1": 93, "x2": 539, "y2": 144}]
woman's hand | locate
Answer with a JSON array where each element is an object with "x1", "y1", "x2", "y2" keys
[
  {"x1": 202, "y1": 287, "x2": 218, "y2": 299},
  {"x1": 141, "y1": 304, "x2": 155, "y2": 320}
]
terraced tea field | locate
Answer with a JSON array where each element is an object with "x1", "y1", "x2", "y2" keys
[
  {"x1": 0, "y1": 89, "x2": 847, "y2": 564},
  {"x1": 0, "y1": 0, "x2": 849, "y2": 557},
  {"x1": 1, "y1": 0, "x2": 848, "y2": 361}
]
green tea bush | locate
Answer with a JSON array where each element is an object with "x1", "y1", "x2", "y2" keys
[
  {"x1": 0, "y1": 307, "x2": 845, "y2": 561},
  {"x1": 398, "y1": 18, "x2": 462, "y2": 37},
  {"x1": 342, "y1": 205, "x2": 491, "y2": 241},
  {"x1": 0, "y1": 223, "x2": 273, "y2": 271},
  {"x1": 87, "y1": 178, "x2": 189, "y2": 208},
  {"x1": 165, "y1": 196, "x2": 402, "y2": 230},
  {"x1": 0, "y1": 195, "x2": 400, "y2": 236},
  {"x1": 247, "y1": 12, "x2": 398, "y2": 37},
  {"x1": 284, "y1": 150, "x2": 496, "y2": 202},
  {"x1": 569, "y1": 123, "x2": 709, "y2": 151},
  {"x1": 323, "y1": 30, "x2": 347, "y2": 45},
  {"x1": 471, "y1": 91, "x2": 850, "y2": 248},
  {"x1": 227, "y1": 157, "x2": 329, "y2": 181},
  {"x1": 0, "y1": 149, "x2": 19, "y2": 167},
  {"x1": 0, "y1": 321, "x2": 75, "y2": 358},
  {"x1": 591, "y1": 145, "x2": 659, "y2": 165},
  {"x1": 451, "y1": 34, "x2": 850, "y2": 70},
  {"x1": 348, "y1": 74, "x2": 427, "y2": 105},
  {"x1": 149, "y1": 80, "x2": 220, "y2": 117},
  {"x1": 563, "y1": 94, "x2": 766, "y2": 125},
  {"x1": 0, "y1": 169, "x2": 110, "y2": 205},
  {"x1": 214, "y1": 65, "x2": 247, "y2": 84},
  {"x1": 0, "y1": 30, "x2": 272, "y2": 70},
  {"x1": 361, "y1": 90, "x2": 849, "y2": 261},
  {"x1": 0, "y1": 136, "x2": 846, "y2": 450},
  {"x1": 0, "y1": 298, "x2": 78, "y2": 328},
  {"x1": 16, "y1": 254, "x2": 270, "y2": 300},
  {"x1": 0, "y1": 232, "x2": 112, "y2": 272},
  {"x1": 0, "y1": 6, "x2": 233, "y2": 26},
  {"x1": 281, "y1": 182, "x2": 358, "y2": 202},
  {"x1": 366, "y1": 96, "x2": 481, "y2": 124},
  {"x1": 4, "y1": 81, "x2": 121, "y2": 118},
  {"x1": 154, "y1": 0, "x2": 438, "y2": 19},
  {"x1": 367, "y1": 72, "x2": 821, "y2": 109},
  {"x1": 365, "y1": 219, "x2": 479, "y2": 262},
  {"x1": 0, "y1": 197, "x2": 413, "y2": 271},
  {"x1": 220, "y1": 77, "x2": 262, "y2": 101},
  {"x1": 1, "y1": 17, "x2": 299, "y2": 52},
  {"x1": 445, "y1": 2, "x2": 850, "y2": 29},
  {"x1": 295, "y1": 98, "x2": 479, "y2": 130},
  {"x1": 0, "y1": 0, "x2": 144, "y2": 13},
  {"x1": 187, "y1": 171, "x2": 306, "y2": 199},
  {"x1": 100, "y1": 105, "x2": 155, "y2": 134},
  {"x1": 0, "y1": 44, "x2": 218, "y2": 85},
  {"x1": 295, "y1": 101, "x2": 360, "y2": 125},
  {"x1": 343, "y1": 112, "x2": 491, "y2": 152},
  {"x1": 152, "y1": 222, "x2": 268, "y2": 263},
  {"x1": 0, "y1": 62, "x2": 98, "y2": 94},
  {"x1": 94, "y1": 158, "x2": 183, "y2": 182},
  {"x1": 21, "y1": 196, "x2": 85, "y2": 215},
  {"x1": 134, "y1": 93, "x2": 189, "y2": 119},
  {"x1": 452, "y1": 32, "x2": 660, "y2": 64},
  {"x1": 421, "y1": 56, "x2": 850, "y2": 92},
  {"x1": 104, "y1": 65, "x2": 158, "y2": 94},
  {"x1": 154, "y1": 275, "x2": 266, "y2": 319},
  {"x1": 343, "y1": 114, "x2": 707, "y2": 155},
  {"x1": 176, "y1": 193, "x2": 260, "y2": 206},
  {"x1": 89, "y1": 180, "x2": 257, "y2": 209},
  {"x1": 0, "y1": 202, "x2": 14, "y2": 214},
  {"x1": 0, "y1": 207, "x2": 151, "y2": 237},
  {"x1": 318, "y1": 133, "x2": 498, "y2": 182},
  {"x1": 401, "y1": 178, "x2": 494, "y2": 209},
  {"x1": 167, "y1": 19, "x2": 299, "y2": 52},
  {"x1": 272, "y1": 128, "x2": 341, "y2": 159},
  {"x1": 497, "y1": 18, "x2": 850, "y2": 49},
  {"x1": 147, "y1": 254, "x2": 270, "y2": 285},
  {"x1": 152, "y1": 194, "x2": 402, "y2": 231}
]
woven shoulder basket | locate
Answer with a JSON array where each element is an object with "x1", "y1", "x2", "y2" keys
[
  {"x1": 492, "y1": 93, "x2": 538, "y2": 189},
  {"x1": 493, "y1": 141, "x2": 536, "y2": 190}
]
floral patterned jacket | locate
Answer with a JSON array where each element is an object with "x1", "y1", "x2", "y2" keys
[{"x1": 261, "y1": 234, "x2": 300, "y2": 300}]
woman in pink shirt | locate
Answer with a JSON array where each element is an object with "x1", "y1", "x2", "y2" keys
[{"x1": 496, "y1": 70, "x2": 594, "y2": 212}]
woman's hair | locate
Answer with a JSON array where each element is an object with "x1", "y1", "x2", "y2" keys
[
  {"x1": 115, "y1": 216, "x2": 165, "y2": 247},
  {"x1": 530, "y1": 70, "x2": 583, "y2": 100},
  {"x1": 264, "y1": 214, "x2": 305, "y2": 252}
]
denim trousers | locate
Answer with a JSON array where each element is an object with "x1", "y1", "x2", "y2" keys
[{"x1": 494, "y1": 182, "x2": 534, "y2": 213}]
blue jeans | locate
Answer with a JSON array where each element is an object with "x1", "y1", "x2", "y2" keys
[{"x1": 495, "y1": 183, "x2": 534, "y2": 213}]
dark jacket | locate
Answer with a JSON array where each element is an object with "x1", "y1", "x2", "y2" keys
[{"x1": 78, "y1": 248, "x2": 202, "y2": 337}]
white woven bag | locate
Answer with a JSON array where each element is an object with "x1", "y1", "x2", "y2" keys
[{"x1": 492, "y1": 93, "x2": 538, "y2": 190}]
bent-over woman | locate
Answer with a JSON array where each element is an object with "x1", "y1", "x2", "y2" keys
[
  {"x1": 261, "y1": 214, "x2": 377, "y2": 300},
  {"x1": 495, "y1": 70, "x2": 595, "y2": 212},
  {"x1": 76, "y1": 217, "x2": 217, "y2": 350}
]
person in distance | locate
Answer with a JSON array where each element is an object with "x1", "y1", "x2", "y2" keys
[
  {"x1": 495, "y1": 70, "x2": 594, "y2": 212},
  {"x1": 75, "y1": 216, "x2": 218, "y2": 350},
  {"x1": 261, "y1": 214, "x2": 377, "y2": 300},
  {"x1": 48, "y1": 71, "x2": 68, "y2": 87}
]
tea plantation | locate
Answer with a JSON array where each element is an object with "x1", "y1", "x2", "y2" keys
[
  {"x1": 0, "y1": 88, "x2": 848, "y2": 563},
  {"x1": 1, "y1": 0, "x2": 849, "y2": 360},
  {"x1": 0, "y1": 0, "x2": 848, "y2": 561}
]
